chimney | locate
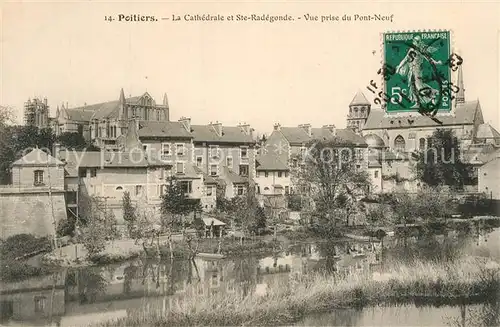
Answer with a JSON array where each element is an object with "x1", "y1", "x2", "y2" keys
[
  {"x1": 179, "y1": 116, "x2": 191, "y2": 132},
  {"x1": 298, "y1": 123, "x2": 312, "y2": 137},
  {"x1": 210, "y1": 121, "x2": 223, "y2": 137},
  {"x1": 273, "y1": 123, "x2": 281, "y2": 131},
  {"x1": 238, "y1": 122, "x2": 251, "y2": 135},
  {"x1": 52, "y1": 143, "x2": 61, "y2": 159},
  {"x1": 322, "y1": 124, "x2": 336, "y2": 136}
]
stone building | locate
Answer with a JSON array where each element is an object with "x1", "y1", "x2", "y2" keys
[
  {"x1": 24, "y1": 97, "x2": 50, "y2": 129},
  {"x1": 0, "y1": 148, "x2": 67, "y2": 239}
]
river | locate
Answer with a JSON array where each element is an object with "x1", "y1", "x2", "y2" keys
[{"x1": 1, "y1": 228, "x2": 499, "y2": 327}]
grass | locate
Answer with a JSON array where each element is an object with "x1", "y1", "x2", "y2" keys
[{"x1": 93, "y1": 256, "x2": 500, "y2": 327}]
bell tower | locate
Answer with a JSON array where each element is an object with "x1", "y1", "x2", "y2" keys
[{"x1": 347, "y1": 90, "x2": 371, "y2": 132}]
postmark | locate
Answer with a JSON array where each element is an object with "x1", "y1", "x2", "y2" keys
[{"x1": 383, "y1": 31, "x2": 452, "y2": 114}]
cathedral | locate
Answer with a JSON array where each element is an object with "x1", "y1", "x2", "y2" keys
[
  {"x1": 49, "y1": 88, "x2": 169, "y2": 149},
  {"x1": 347, "y1": 66, "x2": 500, "y2": 154}
]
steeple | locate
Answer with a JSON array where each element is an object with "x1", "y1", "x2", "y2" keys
[
  {"x1": 349, "y1": 90, "x2": 370, "y2": 107},
  {"x1": 455, "y1": 65, "x2": 465, "y2": 106},
  {"x1": 163, "y1": 93, "x2": 169, "y2": 121},
  {"x1": 119, "y1": 88, "x2": 126, "y2": 105},
  {"x1": 163, "y1": 93, "x2": 169, "y2": 107}
]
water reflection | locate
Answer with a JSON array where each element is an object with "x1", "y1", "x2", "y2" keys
[{"x1": 0, "y1": 228, "x2": 498, "y2": 327}]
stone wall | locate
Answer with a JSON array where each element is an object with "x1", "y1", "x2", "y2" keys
[{"x1": 0, "y1": 190, "x2": 67, "y2": 239}]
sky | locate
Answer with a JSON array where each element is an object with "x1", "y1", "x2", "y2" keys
[{"x1": 1, "y1": 1, "x2": 500, "y2": 136}]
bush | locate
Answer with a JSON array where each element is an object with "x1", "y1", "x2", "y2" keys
[
  {"x1": 0, "y1": 259, "x2": 52, "y2": 282},
  {"x1": 0, "y1": 234, "x2": 52, "y2": 260}
]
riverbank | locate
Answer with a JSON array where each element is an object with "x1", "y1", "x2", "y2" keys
[
  {"x1": 41, "y1": 237, "x2": 282, "y2": 267},
  {"x1": 94, "y1": 256, "x2": 500, "y2": 327}
]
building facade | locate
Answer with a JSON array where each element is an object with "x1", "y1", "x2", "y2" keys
[{"x1": 24, "y1": 98, "x2": 50, "y2": 129}]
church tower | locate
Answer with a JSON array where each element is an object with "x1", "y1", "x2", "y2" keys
[
  {"x1": 455, "y1": 65, "x2": 465, "y2": 107},
  {"x1": 347, "y1": 91, "x2": 371, "y2": 132}
]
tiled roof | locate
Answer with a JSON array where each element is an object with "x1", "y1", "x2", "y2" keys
[
  {"x1": 350, "y1": 91, "x2": 370, "y2": 106},
  {"x1": 64, "y1": 108, "x2": 96, "y2": 122},
  {"x1": 66, "y1": 96, "x2": 145, "y2": 121},
  {"x1": 138, "y1": 121, "x2": 193, "y2": 138},
  {"x1": 476, "y1": 123, "x2": 500, "y2": 140},
  {"x1": 61, "y1": 150, "x2": 166, "y2": 169},
  {"x1": 12, "y1": 148, "x2": 65, "y2": 167},
  {"x1": 279, "y1": 127, "x2": 367, "y2": 147},
  {"x1": 256, "y1": 153, "x2": 289, "y2": 171},
  {"x1": 363, "y1": 101, "x2": 482, "y2": 130},
  {"x1": 191, "y1": 125, "x2": 255, "y2": 144}
]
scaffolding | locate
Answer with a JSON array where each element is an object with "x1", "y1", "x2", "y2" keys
[{"x1": 24, "y1": 97, "x2": 49, "y2": 128}]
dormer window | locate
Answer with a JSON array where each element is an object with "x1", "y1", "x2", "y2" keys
[{"x1": 34, "y1": 170, "x2": 44, "y2": 186}]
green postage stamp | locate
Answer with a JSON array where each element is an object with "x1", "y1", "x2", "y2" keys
[{"x1": 382, "y1": 31, "x2": 452, "y2": 113}]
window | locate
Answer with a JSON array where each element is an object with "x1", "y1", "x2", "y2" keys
[
  {"x1": 176, "y1": 162, "x2": 184, "y2": 174},
  {"x1": 143, "y1": 144, "x2": 150, "y2": 152},
  {"x1": 278, "y1": 171, "x2": 283, "y2": 178},
  {"x1": 159, "y1": 184, "x2": 165, "y2": 196},
  {"x1": 176, "y1": 144, "x2": 185, "y2": 156},
  {"x1": 237, "y1": 185, "x2": 245, "y2": 196},
  {"x1": 162, "y1": 143, "x2": 171, "y2": 156},
  {"x1": 206, "y1": 186, "x2": 213, "y2": 196},
  {"x1": 300, "y1": 147, "x2": 306, "y2": 158},
  {"x1": 226, "y1": 156, "x2": 233, "y2": 168},
  {"x1": 78, "y1": 168, "x2": 87, "y2": 178},
  {"x1": 285, "y1": 171, "x2": 289, "y2": 178},
  {"x1": 374, "y1": 170, "x2": 379, "y2": 178},
  {"x1": 394, "y1": 135, "x2": 406, "y2": 152},
  {"x1": 135, "y1": 185, "x2": 143, "y2": 196},
  {"x1": 34, "y1": 296, "x2": 46, "y2": 313},
  {"x1": 210, "y1": 164, "x2": 218, "y2": 176},
  {"x1": 419, "y1": 138, "x2": 426, "y2": 151},
  {"x1": 180, "y1": 181, "x2": 192, "y2": 194},
  {"x1": 285, "y1": 186, "x2": 290, "y2": 195},
  {"x1": 196, "y1": 156, "x2": 203, "y2": 167},
  {"x1": 240, "y1": 146, "x2": 249, "y2": 159},
  {"x1": 90, "y1": 168, "x2": 97, "y2": 177},
  {"x1": 265, "y1": 172, "x2": 269, "y2": 178},
  {"x1": 34, "y1": 170, "x2": 44, "y2": 186},
  {"x1": 209, "y1": 145, "x2": 220, "y2": 158},
  {"x1": 239, "y1": 164, "x2": 249, "y2": 176}
]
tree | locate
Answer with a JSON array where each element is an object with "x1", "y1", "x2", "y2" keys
[
  {"x1": 0, "y1": 125, "x2": 56, "y2": 184},
  {"x1": 56, "y1": 132, "x2": 87, "y2": 150},
  {"x1": 122, "y1": 191, "x2": 137, "y2": 237},
  {"x1": 414, "y1": 129, "x2": 472, "y2": 190},
  {"x1": 161, "y1": 177, "x2": 202, "y2": 232},
  {"x1": 292, "y1": 140, "x2": 371, "y2": 236}
]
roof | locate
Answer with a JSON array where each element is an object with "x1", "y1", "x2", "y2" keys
[
  {"x1": 60, "y1": 150, "x2": 166, "y2": 170},
  {"x1": 12, "y1": 148, "x2": 65, "y2": 167},
  {"x1": 363, "y1": 100, "x2": 482, "y2": 130},
  {"x1": 191, "y1": 125, "x2": 255, "y2": 144},
  {"x1": 279, "y1": 126, "x2": 367, "y2": 147},
  {"x1": 193, "y1": 166, "x2": 218, "y2": 184},
  {"x1": 364, "y1": 134, "x2": 386, "y2": 148},
  {"x1": 221, "y1": 166, "x2": 248, "y2": 184},
  {"x1": 381, "y1": 150, "x2": 409, "y2": 161},
  {"x1": 64, "y1": 108, "x2": 95, "y2": 122},
  {"x1": 65, "y1": 94, "x2": 161, "y2": 121},
  {"x1": 476, "y1": 123, "x2": 500, "y2": 140},
  {"x1": 202, "y1": 218, "x2": 226, "y2": 226},
  {"x1": 138, "y1": 121, "x2": 193, "y2": 138},
  {"x1": 256, "y1": 153, "x2": 289, "y2": 171},
  {"x1": 350, "y1": 91, "x2": 371, "y2": 106}
]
